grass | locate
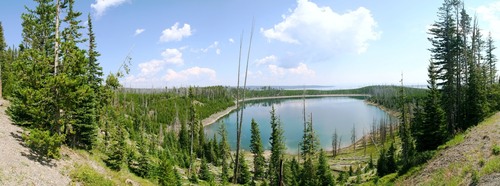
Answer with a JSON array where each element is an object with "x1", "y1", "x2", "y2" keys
[
  {"x1": 437, "y1": 132, "x2": 465, "y2": 150},
  {"x1": 70, "y1": 164, "x2": 113, "y2": 186},
  {"x1": 492, "y1": 144, "x2": 500, "y2": 155},
  {"x1": 480, "y1": 156, "x2": 500, "y2": 176}
]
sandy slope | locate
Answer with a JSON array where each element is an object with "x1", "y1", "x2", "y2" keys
[
  {"x1": 0, "y1": 100, "x2": 71, "y2": 186},
  {"x1": 398, "y1": 112, "x2": 500, "y2": 185}
]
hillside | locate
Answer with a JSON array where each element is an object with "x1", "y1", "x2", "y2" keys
[{"x1": 396, "y1": 112, "x2": 500, "y2": 185}]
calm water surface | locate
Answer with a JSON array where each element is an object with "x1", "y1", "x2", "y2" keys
[{"x1": 204, "y1": 97, "x2": 395, "y2": 153}]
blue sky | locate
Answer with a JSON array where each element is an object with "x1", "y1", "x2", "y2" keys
[{"x1": 1, "y1": 0, "x2": 499, "y2": 88}]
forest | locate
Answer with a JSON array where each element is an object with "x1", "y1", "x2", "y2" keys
[{"x1": 0, "y1": 0, "x2": 500, "y2": 185}]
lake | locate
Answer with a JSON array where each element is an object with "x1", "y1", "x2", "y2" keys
[{"x1": 204, "y1": 96, "x2": 396, "y2": 153}]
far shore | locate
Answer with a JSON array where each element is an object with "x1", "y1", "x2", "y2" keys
[{"x1": 201, "y1": 94, "x2": 371, "y2": 127}]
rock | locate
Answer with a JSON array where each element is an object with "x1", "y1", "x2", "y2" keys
[{"x1": 125, "y1": 178, "x2": 138, "y2": 186}]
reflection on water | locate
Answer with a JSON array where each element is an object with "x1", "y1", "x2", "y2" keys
[{"x1": 204, "y1": 97, "x2": 395, "y2": 153}]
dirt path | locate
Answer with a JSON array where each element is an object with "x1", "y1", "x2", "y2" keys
[
  {"x1": 0, "y1": 100, "x2": 71, "y2": 186},
  {"x1": 398, "y1": 112, "x2": 500, "y2": 185}
]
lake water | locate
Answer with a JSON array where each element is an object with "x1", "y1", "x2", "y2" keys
[{"x1": 204, "y1": 96, "x2": 395, "y2": 153}]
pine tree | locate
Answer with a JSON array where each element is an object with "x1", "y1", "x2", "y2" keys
[
  {"x1": 317, "y1": 149, "x2": 334, "y2": 186},
  {"x1": 485, "y1": 32, "x2": 497, "y2": 86},
  {"x1": 351, "y1": 124, "x2": 356, "y2": 151},
  {"x1": 399, "y1": 75, "x2": 415, "y2": 172},
  {"x1": 250, "y1": 118, "x2": 265, "y2": 180},
  {"x1": 237, "y1": 158, "x2": 251, "y2": 184},
  {"x1": 199, "y1": 158, "x2": 212, "y2": 181},
  {"x1": 428, "y1": 0, "x2": 461, "y2": 135},
  {"x1": 0, "y1": 21, "x2": 5, "y2": 98},
  {"x1": 8, "y1": 0, "x2": 66, "y2": 158},
  {"x1": 300, "y1": 114, "x2": 319, "y2": 161},
  {"x1": 268, "y1": 106, "x2": 286, "y2": 185},
  {"x1": 414, "y1": 61, "x2": 446, "y2": 151},
  {"x1": 218, "y1": 123, "x2": 230, "y2": 183},
  {"x1": 158, "y1": 157, "x2": 179, "y2": 186}
]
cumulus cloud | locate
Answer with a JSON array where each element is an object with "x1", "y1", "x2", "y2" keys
[
  {"x1": 477, "y1": 2, "x2": 500, "y2": 39},
  {"x1": 163, "y1": 67, "x2": 216, "y2": 82},
  {"x1": 255, "y1": 55, "x2": 277, "y2": 66},
  {"x1": 137, "y1": 48, "x2": 184, "y2": 77},
  {"x1": 229, "y1": 38, "x2": 235, "y2": 43},
  {"x1": 268, "y1": 63, "x2": 315, "y2": 77},
  {"x1": 134, "y1": 28, "x2": 145, "y2": 36},
  {"x1": 91, "y1": 0, "x2": 127, "y2": 17},
  {"x1": 161, "y1": 48, "x2": 184, "y2": 65},
  {"x1": 261, "y1": 0, "x2": 380, "y2": 54},
  {"x1": 160, "y1": 23, "x2": 192, "y2": 42}
]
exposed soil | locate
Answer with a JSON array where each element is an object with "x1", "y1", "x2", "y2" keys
[
  {"x1": 398, "y1": 112, "x2": 500, "y2": 185},
  {"x1": 0, "y1": 100, "x2": 71, "y2": 185}
]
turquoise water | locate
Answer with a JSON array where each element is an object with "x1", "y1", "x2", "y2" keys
[{"x1": 204, "y1": 97, "x2": 395, "y2": 153}]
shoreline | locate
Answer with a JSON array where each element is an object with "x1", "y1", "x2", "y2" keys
[{"x1": 201, "y1": 94, "x2": 371, "y2": 127}]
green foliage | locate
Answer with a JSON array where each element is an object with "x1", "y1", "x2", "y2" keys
[
  {"x1": 158, "y1": 158, "x2": 180, "y2": 186},
  {"x1": 250, "y1": 119, "x2": 266, "y2": 180},
  {"x1": 317, "y1": 149, "x2": 335, "y2": 186},
  {"x1": 377, "y1": 143, "x2": 396, "y2": 177},
  {"x1": 23, "y1": 128, "x2": 65, "y2": 159},
  {"x1": 236, "y1": 158, "x2": 251, "y2": 184},
  {"x1": 199, "y1": 158, "x2": 213, "y2": 181},
  {"x1": 284, "y1": 158, "x2": 300, "y2": 186},
  {"x1": 480, "y1": 156, "x2": 500, "y2": 176},
  {"x1": 493, "y1": 145, "x2": 500, "y2": 155},
  {"x1": 104, "y1": 124, "x2": 126, "y2": 171},
  {"x1": 300, "y1": 114, "x2": 319, "y2": 160},
  {"x1": 413, "y1": 61, "x2": 446, "y2": 152},
  {"x1": 268, "y1": 106, "x2": 286, "y2": 185},
  {"x1": 70, "y1": 164, "x2": 113, "y2": 186}
]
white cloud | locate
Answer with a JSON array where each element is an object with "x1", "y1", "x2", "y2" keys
[
  {"x1": 255, "y1": 55, "x2": 277, "y2": 66},
  {"x1": 289, "y1": 63, "x2": 315, "y2": 76},
  {"x1": 163, "y1": 67, "x2": 216, "y2": 82},
  {"x1": 229, "y1": 38, "x2": 235, "y2": 43},
  {"x1": 268, "y1": 63, "x2": 315, "y2": 77},
  {"x1": 477, "y1": 2, "x2": 500, "y2": 39},
  {"x1": 137, "y1": 48, "x2": 184, "y2": 77},
  {"x1": 201, "y1": 41, "x2": 221, "y2": 55},
  {"x1": 160, "y1": 23, "x2": 192, "y2": 42},
  {"x1": 261, "y1": 0, "x2": 380, "y2": 54},
  {"x1": 161, "y1": 48, "x2": 184, "y2": 65},
  {"x1": 134, "y1": 28, "x2": 145, "y2": 36},
  {"x1": 91, "y1": 0, "x2": 127, "y2": 17},
  {"x1": 138, "y1": 59, "x2": 164, "y2": 75}
]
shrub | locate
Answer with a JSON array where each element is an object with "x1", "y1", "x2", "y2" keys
[
  {"x1": 23, "y1": 129, "x2": 65, "y2": 159},
  {"x1": 70, "y1": 164, "x2": 113, "y2": 186},
  {"x1": 492, "y1": 145, "x2": 500, "y2": 155}
]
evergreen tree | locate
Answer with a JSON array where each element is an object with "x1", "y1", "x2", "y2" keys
[
  {"x1": 428, "y1": 0, "x2": 461, "y2": 135},
  {"x1": 485, "y1": 32, "x2": 497, "y2": 86},
  {"x1": 158, "y1": 157, "x2": 179, "y2": 186},
  {"x1": 301, "y1": 158, "x2": 317, "y2": 186},
  {"x1": 0, "y1": 21, "x2": 5, "y2": 98},
  {"x1": 317, "y1": 149, "x2": 334, "y2": 186},
  {"x1": 399, "y1": 75, "x2": 415, "y2": 172},
  {"x1": 268, "y1": 106, "x2": 286, "y2": 185},
  {"x1": 300, "y1": 114, "x2": 319, "y2": 161},
  {"x1": 199, "y1": 158, "x2": 212, "y2": 181},
  {"x1": 237, "y1": 158, "x2": 251, "y2": 184},
  {"x1": 284, "y1": 158, "x2": 300, "y2": 186},
  {"x1": 414, "y1": 61, "x2": 446, "y2": 151},
  {"x1": 218, "y1": 123, "x2": 230, "y2": 183},
  {"x1": 351, "y1": 124, "x2": 356, "y2": 151},
  {"x1": 8, "y1": 0, "x2": 65, "y2": 158},
  {"x1": 179, "y1": 119, "x2": 189, "y2": 151},
  {"x1": 250, "y1": 118, "x2": 265, "y2": 180}
]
